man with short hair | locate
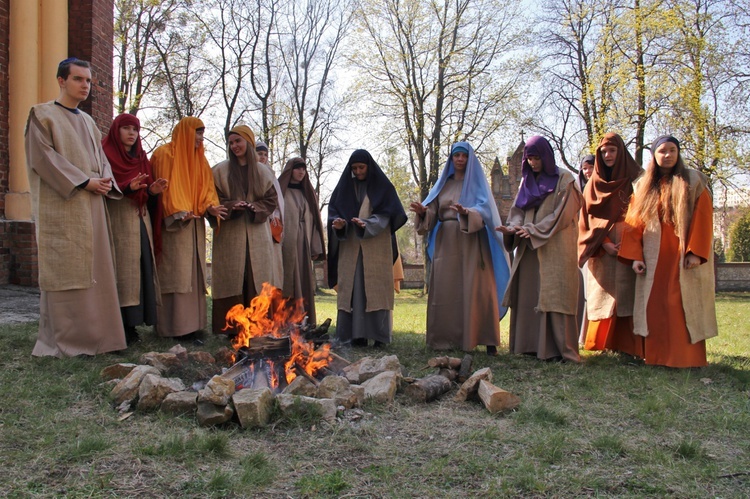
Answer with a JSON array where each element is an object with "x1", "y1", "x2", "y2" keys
[{"x1": 25, "y1": 58, "x2": 127, "y2": 357}]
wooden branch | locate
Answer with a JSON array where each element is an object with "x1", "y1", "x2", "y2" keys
[
  {"x1": 404, "y1": 375, "x2": 452, "y2": 403},
  {"x1": 294, "y1": 362, "x2": 320, "y2": 387},
  {"x1": 457, "y1": 354, "x2": 473, "y2": 383},
  {"x1": 427, "y1": 356, "x2": 462, "y2": 369}
]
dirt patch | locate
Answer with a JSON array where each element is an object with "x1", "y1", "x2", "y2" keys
[{"x1": 0, "y1": 285, "x2": 40, "y2": 325}]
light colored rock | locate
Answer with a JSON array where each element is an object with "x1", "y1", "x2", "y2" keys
[
  {"x1": 358, "y1": 355, "x2": 402, "y2": 383},
  {"x1": 100, "y1": 363, "x2": 138, "y2": 381},
  {"x1": 282, "y1": 375, "x2": 318, "y2": 397},
  {"x1": 188, "y1": 351, "x2": 216, "y2": 364},
  {"x1": 350, "y1": 385, "x2": 365, "y2": 407},
  {"x1": 137, "y1": 374, "x2": 186, "y2": 411},
  {"x1": 160, "y1": 391, "x2": 198, "y2": 416},
  {"x1": 168, "y1": 344, "x2": 189, "y2": 362},
  {"x1": 139, "y1": 352, "x2": 181, "y2": 371},
  {"x1": 233, "y1": 388, "x2": 275, "y2": 428},
  {"x1": 276, "y1": 394, "x2": 337, "y2": 422},
  {"x1": 362, "y1": 371, "x2": 400, "y2": 403},
  {"x1": 110, "y1": 365, "x2": 161, "y2": 405},
  {"x1": 317, "y1": 375, "x2": 358, "y2": 409},
  {"x1": 198, "y1": 375, "x2": 236, "y2": 405},
  {"x1": 196, "y1": 401, "x2": 234, "y2": 427}
]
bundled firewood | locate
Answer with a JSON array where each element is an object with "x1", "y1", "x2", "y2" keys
[{"x1": 427, "y1": 354, "x2": 473, "y2": 383}]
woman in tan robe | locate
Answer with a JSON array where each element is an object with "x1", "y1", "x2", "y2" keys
[
  {"x1": 411, "y1": 142, "x2": 509, "y2": 354},
  {"x1": 499, "y1": 136, "x2": 582, "y2": 362},
  {"x1": 579, "y1": 133, "x2": 643, "y2": 356},
  {"x1": 103, "y1": 113, "x2": 167, "y2": 344},
  {"x1": 210, "y1": 125, "x2": 279, "y2": 335},
  {"x1": 619, "y1": 135, "x2": 717, "y2": 367},
  {"x1": 151, "y1": 117, "x2": 226, "y2": 338},
  {"x1": 278, "y1": 157, "x2": 325, "y2": 325}
]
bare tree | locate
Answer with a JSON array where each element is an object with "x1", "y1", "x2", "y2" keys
[{"x1": 353, "y1": 0, "x2": 524, "y2": 199}]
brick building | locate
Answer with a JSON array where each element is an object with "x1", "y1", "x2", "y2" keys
[{"x1": 0, "y1": 0, "x2": 113, "y2": 286}]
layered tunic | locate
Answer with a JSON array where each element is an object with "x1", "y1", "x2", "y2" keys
[
  {"x1": 504, "y1": 169, "x2": 582, "y2": 362},
  {"x1": 328, "y1": 150, "x2": 407, "y2": 345},
  {"x1": 151, "y1": 117, "x2": 219, "y2": 338},
  {"x1": 210, "y1": 159, "x2": 279, "y2": 334},
  {"x1": 281, "y1": 185, "x2": 324, "y2": 324},
  {"x1": 25, "y1": 101, "x2": 126, "y2": 357},
  {"x1": 619, "y1": 170, "x2": 717, "y2": 367},
  {"x1": 579, "y1": 133, "x2": 643, "y2": 356},
  {"x1": 416, "y1": 178, "x2": 500, "y2": 350},
  {"x1": 103, "y1": 114, "x2": 160, "y2": 333}
]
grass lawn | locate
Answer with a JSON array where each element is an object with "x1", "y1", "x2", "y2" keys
[{"x1": 0, "y1": 290, "x2": 748, "y2": 497}]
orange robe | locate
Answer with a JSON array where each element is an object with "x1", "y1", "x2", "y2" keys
[{"x1": 619, "y1": 190, "x2": 712, "y2": 368}]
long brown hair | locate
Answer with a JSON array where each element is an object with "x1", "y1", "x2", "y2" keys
[
  {"x1": 626, "y1": 153, "x2": 690, "y2": 242},
  {"x1": 227, "y1": 125, "x2": 266, "y2": 201}
]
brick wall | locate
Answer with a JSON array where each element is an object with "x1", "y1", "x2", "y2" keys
[
  {"x1": 68, "y1": 0, "x2": 114, "y2": 134},
  {"x1": 0, "y1": 221, "x2": 38, "y2": 286},
  {"x1": 0, "y1": 0, "x2": 11, "y2": 284}
]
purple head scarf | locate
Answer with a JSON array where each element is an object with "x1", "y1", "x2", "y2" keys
[{"x1": 515, "y1": 135, "x2": 560, "y2": 210}]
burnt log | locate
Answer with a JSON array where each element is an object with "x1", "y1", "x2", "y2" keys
[
  {"x1": 457, "y1": 354, "x2": 473, "y2": 383},
  {"x1": 404, "y1": 374, "x2": 452, "y2": 403}
]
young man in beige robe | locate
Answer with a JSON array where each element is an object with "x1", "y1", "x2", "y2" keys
[{"x1": 25, "y1": 58, "x2": 126, "y2": 357}]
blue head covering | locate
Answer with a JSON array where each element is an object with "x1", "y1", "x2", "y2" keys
[{"x1": 422, "y1": 142, "x2": 510, "y2": 318}]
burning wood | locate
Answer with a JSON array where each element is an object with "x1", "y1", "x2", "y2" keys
[{"x1": 222, "y1": 283, "x2": 335, "y2": 392}]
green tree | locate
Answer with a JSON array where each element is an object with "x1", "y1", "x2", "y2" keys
[{"x1": 727, "y1": 208, "x2": 750, "y2": 262}]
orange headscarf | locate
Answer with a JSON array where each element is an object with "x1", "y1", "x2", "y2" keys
[{"x1": 151, "y1": 117, "x2": 219, "y2": 217}]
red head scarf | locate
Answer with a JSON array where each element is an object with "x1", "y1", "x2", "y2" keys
[{"x1": 102, "y1": 113, "x2": 152, "y2": 208}]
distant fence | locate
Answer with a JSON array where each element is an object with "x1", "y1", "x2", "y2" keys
[{"x1": 209, "y1": 261, "x2": 750, "y2": 293}]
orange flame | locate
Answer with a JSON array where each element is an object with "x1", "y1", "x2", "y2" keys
[{"x1": 224, "y1": 282, "x2": 331, "y2": 387}]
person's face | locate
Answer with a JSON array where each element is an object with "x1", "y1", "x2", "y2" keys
[
  {"x1": 257, "y1": 149, "x2": 269, "y2": 164},
  {"x1": 527, "y1": 155, "x2": 543, "y2": 173},
  {"x1": 195, "y1": 129, "x2": 205, "y2": 150},
  {"x1": 654, "y1": 142, "x2": 679, "y2": 169},
  {"x1": 119, "y1": 125, "x2": 138, "y2": 151},
  {"x1": 292, "y1": 166, "x2": 307, "y2": 183},
  {"x1": 58, "y1": 65, "x2": 91, "y2": 103},
  {"x1": 452, "y1": 152, "x2": 468, "y2": 171},
  {"x1": 581, "y1": 161, "x2": 594, "y2": 179},
  {"x1": 601, "y1": 145, "x2": 618, "y2": 167},
  {"x1": 228, "y1": 134, "x2": 247, "y2": 158},
  {"x1": 351, "y1": 162, "x2": 368, "y2": 181}
]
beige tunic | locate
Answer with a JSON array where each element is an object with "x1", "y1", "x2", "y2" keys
[
  {"x1": 107, "y1": 199, "x2": 160, "y2": 307},
  {"x1": 335, "y1": 194, "x2": 394, "y2": 313},
  {"x1": 211, "y1": 160, "x2": 280, "y2": 300},
  {"x1": 585, "y1": 220, "x2": 636, "y2": 320},
  {"x1": 25, "y1": 102, "x2": 126, "y2": 356},
  {"x1": 282, "y1": 188, "x2": 324, "y2": 324},
  {"x1": 416, "y1": 178, "x2": 500, "y2": 351},
  {"x1": 503, "y1": 170, "x2": 581, "y2": 361}
]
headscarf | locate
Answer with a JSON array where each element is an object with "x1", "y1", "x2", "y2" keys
[
  {"x1": 578, "y1": 132, "x2": 642, "y2": 266},
  {"x1": 651, "y1": 135, "x2": 680, "y2": 154},
  {"x1": 255, "y1": 140, "x2": 269, "y2": 152},
  {"x1": 151, "y1": 117, "x2": 218, "y2": 217},
  {"x1": 102, "y1": 113, "x2": 164, "y2": 257},
  {"x1": 327, "y1": 149, "x2": 407, "y2": 287},
  {"x1": 279, "y1": 157, "x2": 325, "y2": 259},
  {"x1": 102, "y1": 113, "x2": 152, "y2": 208},
  {"x1": 514, "y1": 136, "x2": 560, "y2": 210},
  {"x1": 421, "y1": 142, "x2": 510, "y2": 317},
  {"x1": 578, "y1": 154, "x2": 595, "y2": 191},
  {"x1": 226, "y1": 124, "x2": 271, "y2": 202}
]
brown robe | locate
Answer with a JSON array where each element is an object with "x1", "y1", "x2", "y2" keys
[
  {"x1": 282, "y1": 187, "x2": 324, "y2": 324},
  {"x1": 210, "y1": 159, "x2": 279, "y2": 333},
  {"x1": 416, "y1": 178, "x2": 500, "y2": 351},
  {"x1": 503, "y1": 170, "x2": 581, "y2": 362},
  {"x1": 25, "y1": 101, "x2": 126, "y2": 356}
]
